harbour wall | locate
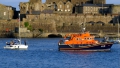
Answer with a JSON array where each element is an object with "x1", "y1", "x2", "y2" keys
[{"x1": 0, "y1": 14, "x2": 119, "y2": 38}]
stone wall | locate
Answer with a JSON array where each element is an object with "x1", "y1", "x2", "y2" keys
[
  {"x1": 22, "y1": 13, "x2": 118, "y2": 33},
  {"x1": 0, "y1": 13, "x2": 119, "y2": 38},
  {"x1": 0, "y1": 19, "x2": 18, "y2": 32},
  {"x1": 111, "y1": 5, "x2": 120, "y2": 14}
]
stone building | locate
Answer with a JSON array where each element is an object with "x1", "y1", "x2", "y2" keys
[
  {"x1": 76, "y1": 4, "x2": 99, "y2": 14},
  {"x1": 19, "y1": 1, "x2": 46, "y2": 14},
  {"x1": 75, "y1": 4, "x2": 112, "y2": 14},
  {"x1": 111, "y1": 5, "x2": 120, "y2": 14},
  {"x1": 19, "y1": 0, "x2": 107, "y2": 15},
  {"x1": 46, "y1": 0, "x2": 106, "y2": 5},
  {"x1": 0, "y1": 4, "x2": 15, "y2": 20},
  {"x1": 64, "y1": 1, "x2": 73, "y2": 13},
  {"x1": 57, "y1": 1, "x2": 65, "y2": 12},
  {"x1": 93, "y1": 0, "x2": 106, "y2": 4}
]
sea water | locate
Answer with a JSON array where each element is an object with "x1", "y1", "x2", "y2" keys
[{"x1": 0, "y1": 38, "x2": 120, "y2": 68}]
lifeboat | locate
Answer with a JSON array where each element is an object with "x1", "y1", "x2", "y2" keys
[{"x1": 58, "y1": 31, "x2": 113, "y2": 51}]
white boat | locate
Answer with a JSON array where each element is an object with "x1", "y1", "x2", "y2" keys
[
  {"x1": 4, "y1": 44, "x2": 28, "y2": 50},
  {"x1": 4, "y1": 13, "x2": 28, "y2": 50},
  {"x1": 111, "y1": 38, "x2": 120, "y2": 44},
  {"x1": 4, "y1": 39, "x2": 28, "y2": 50}
]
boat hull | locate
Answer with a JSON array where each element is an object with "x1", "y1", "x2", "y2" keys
[
  {"x1": 58, "y1": 43, "x2": 113, "y2": 51},
  {"x1": 4, "y1": 44, "x2": 28, "y2": 50}
]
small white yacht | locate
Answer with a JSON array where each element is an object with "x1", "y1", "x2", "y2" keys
[
  {"x1": 4, "y1": 39, "x2": 28, "y2": 50},
  {"x1": 112, "y1": 38, "x2": 120, "y2": 44},
  {"x1": 4, "y1": 13, "x2": 28, "y2": 50}
]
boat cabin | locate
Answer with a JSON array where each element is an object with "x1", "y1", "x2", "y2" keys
[{"x1": 64, "y1": 32, "x2": 98, "y2": 45}]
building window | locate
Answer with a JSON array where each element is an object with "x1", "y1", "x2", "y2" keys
[
  {"x1": 4, "y1": 12, "x2": 6, "y2": 15},
  {"x1": 67, "y1": 5, "x2": 69, "y2": 8},
  {"x1": 60, "y1": 5, "x2": 62, "y2": 8},
  {"x1": 58, "y1": 9, "x2": 60, "y2": 11},
  {"x1": 65, "y1": 9, "x2": 67, "y2": 12},
  {"x1": 68, "y1": 9, "x2": 70, "y2": 11}
]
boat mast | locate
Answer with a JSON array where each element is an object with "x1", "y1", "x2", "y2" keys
[
  {"x1": 19, "y1": 13, "x2": 21, "y2": 44},
  {"x1": 82, "y1": 16, "x2": 86, "y2": 33},
  {"x1": 118, "y1": 18, "x2": 119, "y2": 40}
]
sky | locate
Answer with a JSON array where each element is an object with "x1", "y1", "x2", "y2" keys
[{"x1": 0, "y1": 0, "x2": 120, "y2": 10}]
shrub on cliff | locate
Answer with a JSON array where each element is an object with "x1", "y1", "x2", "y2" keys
[
  {"x1": 24, "y1": 22, "x2": 29, "y2": 27},
  {"x1": 39, "y1": 29, "x2": 43, "y2": 33}
]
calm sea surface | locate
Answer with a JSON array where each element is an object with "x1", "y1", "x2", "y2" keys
[{"x1": 0, "y1": 38, "x2": 120, "y2": 68}]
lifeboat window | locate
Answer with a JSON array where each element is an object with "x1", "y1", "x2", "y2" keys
[
  {"x1": 76, "y1": 38, "x2": 79, "y2": 40},
  {"x1": 79, "y1": 38, "x2": 81, "y2": 40},
  {"x1": 77, "y1": 38, "x2": 78, "y2": 40},
  {"x1": 76, "y1": 38, "x2": 81, "y2": 40}
]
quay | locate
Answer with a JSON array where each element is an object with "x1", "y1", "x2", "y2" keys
[{"x1": 0, "y1": 32, "x2": 118, "y2": 38}]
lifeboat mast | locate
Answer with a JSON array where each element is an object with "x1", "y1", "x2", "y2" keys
[{"x1": 82, "y1": 17, "x2": 86, "y2": 33}]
